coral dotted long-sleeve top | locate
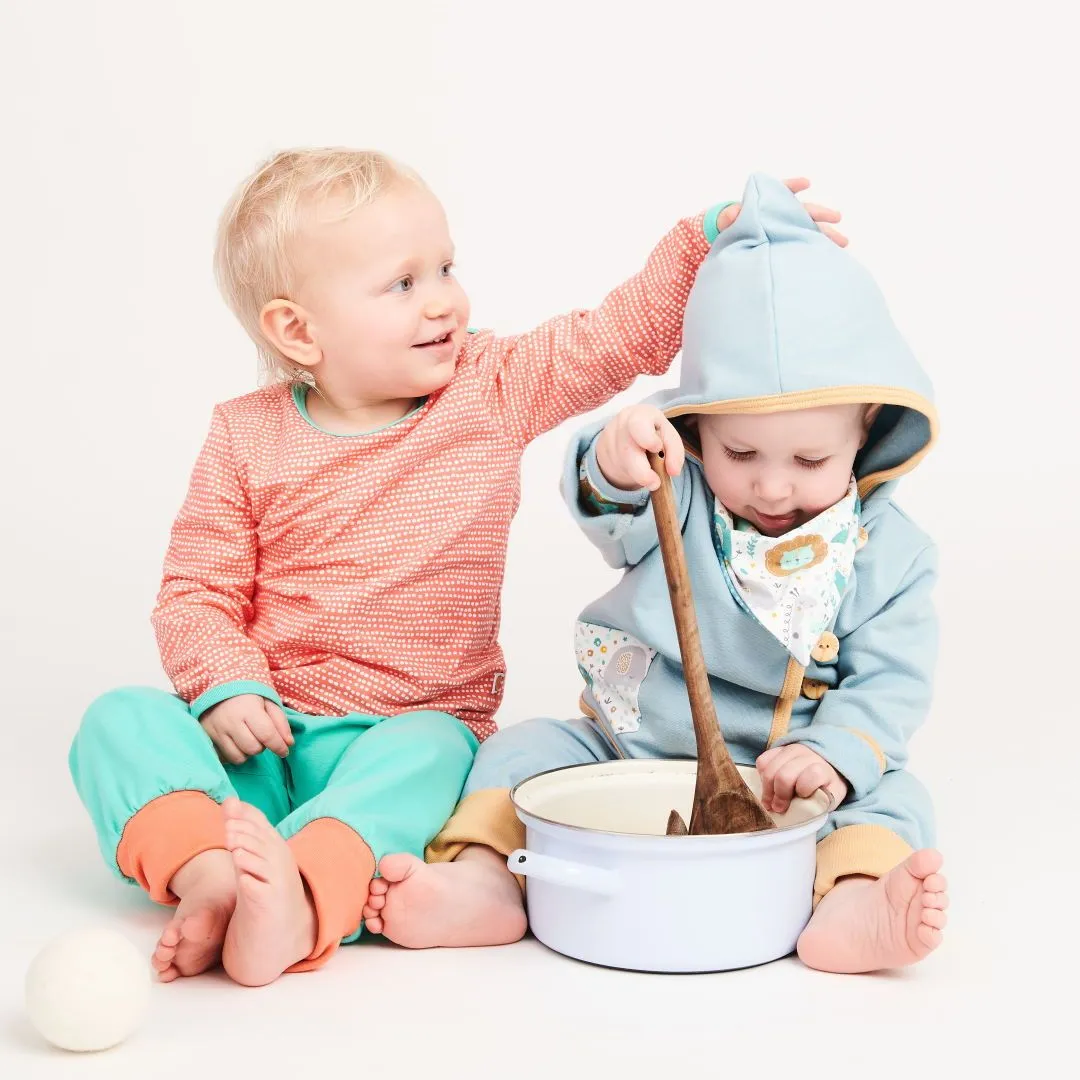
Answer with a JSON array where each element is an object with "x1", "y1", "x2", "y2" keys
[{"x1": 151, "y1": 213, "x2": 714, "y2": 740}]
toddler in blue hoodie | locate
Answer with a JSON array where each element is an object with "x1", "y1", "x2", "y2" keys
[{"x1": 368, "y1": 175, "x2": 948, "y2": 974}]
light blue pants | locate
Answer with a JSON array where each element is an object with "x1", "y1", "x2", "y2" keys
[{"x1": 462, "y1": 715, "x2": 934, "y2": 850}]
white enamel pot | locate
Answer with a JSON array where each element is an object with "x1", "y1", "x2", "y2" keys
[{"x1": 508, "y1": 759, "x2": 831, "y2": 973}]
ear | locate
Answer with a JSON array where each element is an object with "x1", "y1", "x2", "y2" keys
[
  {"x1": 859, "y1": 404, "x2": 882, "y2": 447},
  {"x1": 260, "y1": 299, "x2": 321, "y2": 370}
]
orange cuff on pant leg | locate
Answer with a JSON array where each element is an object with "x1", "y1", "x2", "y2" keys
[
  {"x1": 286, "y1": 818, "x2": 376, "y2": 973},
  {"x1": 116, "y1": 791, "x2": 226, "y2": 905},
  {"x1": 814, "y1": 823, "x2": 913, "y2": 905}
]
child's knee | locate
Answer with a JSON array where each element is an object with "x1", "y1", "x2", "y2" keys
[
  {"x1": 464, "y1": 716, "x2": 603, "y2": 798},
  {"x1": 73, "y1": 686, "x2": 183, "y2": 761},
  {"x1": 826, "y1": 769, "x2": 935, "y2": 851},
  {"x1": 396, "y1": 710, "x2": 479, "y2": 766}
]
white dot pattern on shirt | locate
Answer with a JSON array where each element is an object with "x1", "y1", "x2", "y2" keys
[{"x1": 151, "y1": 216, "x2": 709, "y2": 741}]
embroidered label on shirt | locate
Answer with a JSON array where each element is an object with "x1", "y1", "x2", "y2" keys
[{"x1": 575, "y1": 621, "x2": 657, "y2": 733}]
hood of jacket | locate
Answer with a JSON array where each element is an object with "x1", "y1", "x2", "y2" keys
[{"x1": 646, "y1": 172, "x2": 937, "y2": 501}]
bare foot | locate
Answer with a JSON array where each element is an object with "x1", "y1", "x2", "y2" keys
[
  {"x1": 797, "y1": 849, "x2": 948, "y2": 974},
  {"x1": 363, "y1": 845, "x2": 527, "y2": 948},
  {"x1": 220, "y1": 798, "x2": 317, "y2": 987},
  {"x1": 152, "y1": 849, "x2": 236, "y2": 983}
]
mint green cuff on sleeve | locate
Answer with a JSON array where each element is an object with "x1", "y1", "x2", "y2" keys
[
  {"x1": 190, "y1": 680, "x2": 283, "y2": 719},
  {"x1": 704, "y1": 201, "x2": 738, "y2": 244},
  {"x1": 579, "y1": 438, "x2": 651, "y2": 516}
]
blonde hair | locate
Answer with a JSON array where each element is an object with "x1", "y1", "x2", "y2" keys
[{"x1": 214, "y1": 147, "x2": 423, "y2": 382}]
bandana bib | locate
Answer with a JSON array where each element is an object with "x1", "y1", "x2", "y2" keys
[{"x1": 712, "y1": 479, "x2": 861, "y2": 666}]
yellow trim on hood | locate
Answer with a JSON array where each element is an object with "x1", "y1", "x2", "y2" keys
[{"x1": 667, "y1": 385, "x2": 938, "y2": 500}]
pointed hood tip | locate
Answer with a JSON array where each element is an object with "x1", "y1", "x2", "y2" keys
[{"x1": 711, "y1": 172, "x2": 821, "y2": 252}]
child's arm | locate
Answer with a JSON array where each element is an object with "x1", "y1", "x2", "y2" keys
[
  {"x1": 483, "y1": 208, "x2": 723, "y2": 447},
  {"x1": 559, "y1": 406, "x2": 691, "y2": 569},
  {"x1": 769, "y1": 544, "x2": 939, "y2": 803},
  {"x1": 150, "y1": 407, "x2": 281, "y2": 719},
  {"x1": 482, "y1": 182, "x2": 844, "y2": 447}
]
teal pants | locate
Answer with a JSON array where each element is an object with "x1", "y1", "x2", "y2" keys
[{"x1": 70, "y1": 687, "x2": 478, "y2": 941}]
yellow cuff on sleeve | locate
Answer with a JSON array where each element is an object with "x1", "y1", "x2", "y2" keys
[{"x1": 814, "y1": 823, "x2": 913, "y2": 905}]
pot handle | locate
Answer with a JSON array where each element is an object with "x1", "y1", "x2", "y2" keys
[{"x1": 508, "y1": 849, "x2": 621, "y2": 896}]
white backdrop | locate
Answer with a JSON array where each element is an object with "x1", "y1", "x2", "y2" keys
[{"x1": 1, "y1": 0, "x2": 1076, "y2": 1072}]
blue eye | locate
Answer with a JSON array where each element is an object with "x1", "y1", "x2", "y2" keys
[{"x1": 389, "y1": 275, "x2": 414, "y2": 293}]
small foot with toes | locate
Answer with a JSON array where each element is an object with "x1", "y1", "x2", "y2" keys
[
  {"x1": 797, "y1": 849, "x2": 948, "y2": 974},
  {"x1": 364, "y1": 845, "x2": 526, "y2": 949},
  {"x1": 153, "y1": 849, "x2": 237, "y2": 983},
  {"x1": 221, "y1": 798, "x2": 318, "y2": 986}
]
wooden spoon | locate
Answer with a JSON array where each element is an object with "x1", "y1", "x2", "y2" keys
[{"x1": 647, "y1": 450, "x2": 775, "y2": 836}]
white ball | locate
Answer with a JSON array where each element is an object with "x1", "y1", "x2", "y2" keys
[{"x1": 25, "y1": 927, "x2": 151, "y2": 1052}]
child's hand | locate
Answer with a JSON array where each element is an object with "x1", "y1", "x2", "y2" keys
[
  {"x1": 595, "y1": 405, "x2": 685, "y2": 492},
  {"x1": 717, "y1": 177, "x2": 849, "y2": 247},
  {"x1": 755, "y1": 743, "x2": 848, "y2": 814},
  {"x1": 200, "y1": 694, "x2": 295, "y2": 765}
]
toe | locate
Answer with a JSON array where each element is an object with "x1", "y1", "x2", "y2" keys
[
  {"x1": 232, "y1": 848, "x2": 271, "y2": 884},
  {"x1": 365, "y1": 915, "x2": 384, "y2": 934},
  {"x1": 223, "y1": 797, "x2": 271, "y2": 831},
  {"x1": 158, "y1": 965, "x2": 180, "y2": 983},
  {"x1": 378, "y1": 852, "x2": 423, "y2": 884},
  {"x1": 226, "y1": 820, "x2": 268, "y2": 854},
  {"x1": 922, "y1": 890, "x2": 949, "y2": 911},
  {"x1": 225, "y1": 830, "x2": 250, "y2": 856},
  {"x1": 921, "y1": 907, "x2": 947, "y2": 931},
  {"x1": 367, "y1": 892, "x2": 386, "y2": 912},
  {"x1": 234, "y1": 801, "x2": 272, "y2": 829},
  {"x1": 159, "y1": 921, "x2": 182, "y2": 948},
  {"x1": 907, "y1": 849, "x2": 943, "y2": 880},
  {"x1": 369, "y1": 877, "x2": 389, "y2": 897},
  {"x1": 923, "y1": 873, "x2": 948, "y2": 894},
  {"x1": 154, "y1": 935, "x2": 179, "y2": 963},
  {"x1": 225, "y1": 816, "x2": 262, "y2": 838},
  {"x1": 152, "y1": 950, "x2": 175, "y2": 972},
  {"x1": 916, "y1": 923, "x2": 942, "y2": 950}
]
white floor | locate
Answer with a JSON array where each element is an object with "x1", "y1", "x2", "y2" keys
[{"x1": 1, "y1": 756, "x2": 1070, "y2": 1079}]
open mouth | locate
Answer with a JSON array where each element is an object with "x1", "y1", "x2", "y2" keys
[
  {"x1": 414, "y1": 332, "x2": 453, "y2": 348},
  {"x1": 756, "y1": 511, "x2": 799, "y2": 530}
]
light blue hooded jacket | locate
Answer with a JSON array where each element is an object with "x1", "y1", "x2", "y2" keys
[
  {"x1": 567, "y1": 173, "x2": 939, "y2": 805},
  {"x1": 430, "y1": 174, "x2": 938, "y2": 878}
]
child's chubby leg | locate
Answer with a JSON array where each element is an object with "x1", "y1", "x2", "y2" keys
[
  {"x1": 797, "y1": 769, "x2": 948, "y2": 974},
  {"x1": 365, "y1": 716, "x2": 614, "y2": 948},
  {"x1": 70, "y1": 687, "x2": 290, "y2": 982},
  {"x1": 220, "y1": 709, "x2": 479, "y2": 984}
]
